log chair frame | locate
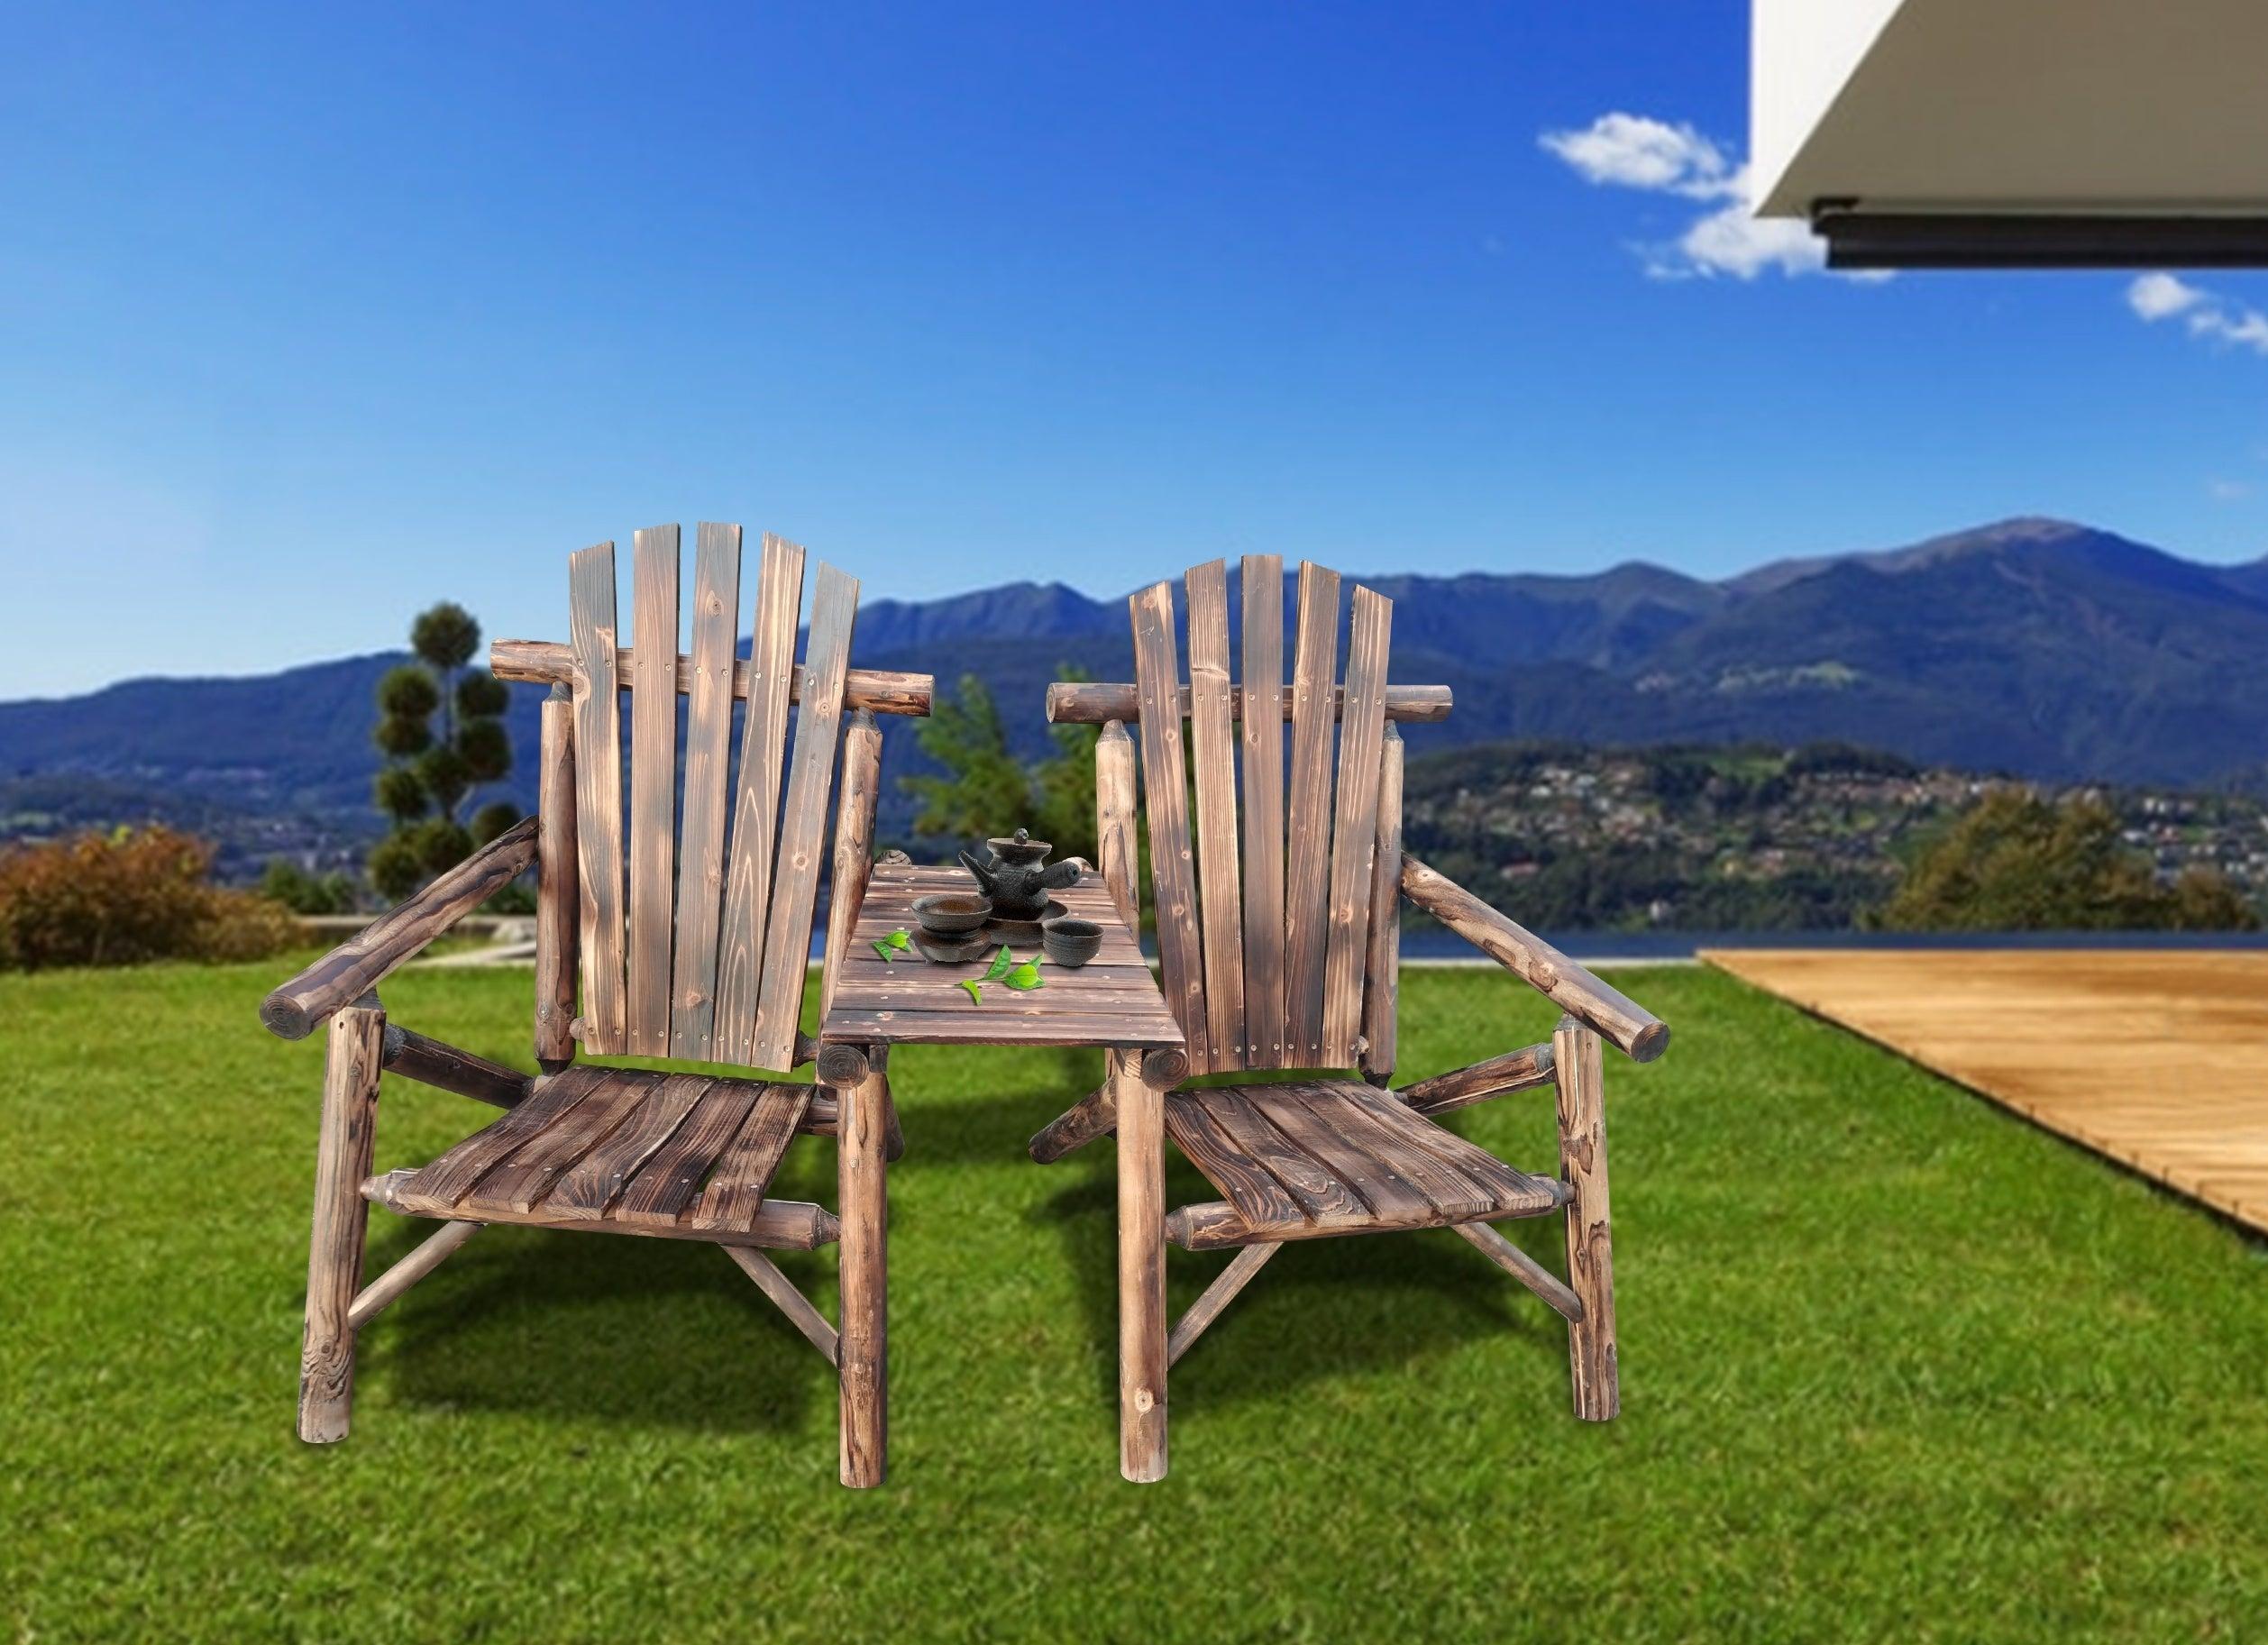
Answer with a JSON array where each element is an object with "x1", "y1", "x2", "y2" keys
[
  {"x1": 1032, "y1": 557, "x2": 1669, "y2": 1476},
  {"x1": 264, "y1": 525, "x2": 932, "y2": 1487}
]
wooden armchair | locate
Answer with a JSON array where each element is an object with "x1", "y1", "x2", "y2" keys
[
  {"x1": 1031, "y1": 557, "x2": 1669, "y2": 1480},
  {"x1": 261, "y1": 525, "x2": 932, "y2": 1487}
]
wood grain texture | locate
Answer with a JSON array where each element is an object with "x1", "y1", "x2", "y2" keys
[
  {"x1": 1239, "y1": 553, "x2": 1287, "y2": 1070},
  {"x1": 669, "y1": 523, "x2": 744, "y2": 1058},
  {"x1": 1095, "y1": 719, "x2": 1140, "y2": 932},
  {"x1": 1359, "y1": 722, "x2": 1404, "y2": 1084},
  {"x1": 837, "y1": 1063, "x2": 889, "y2": 1487},
  {"x1": 626, "y1": 525, "x2": 681, "y2": 1056},
  {"x1": 1400, "y1": 854, "x2": 1669, "y2": 1063},
  {"x1": 1705, "y1": 947, "x2": 2268, "y2": 1239},
  {"x1": 1129, "y1": 580, "x2": 1211, "y2": 1072},
  {"x1": 567, "y1": 542, "x2": 627, "y2": 1054},
  {"x1": 261, "y1": 818, "x2": 538, "y2": 1041},
  {"x1": 1167, "y1": 1241, "x2": 1280, "y2": 1366},
  {"x1": 820, "y1": 708, "x2": 881, "y2": 1016},
  {"x1": 1321, "y1": 585, "x2": 1391, "y2": 1065},
  {"x1": 492, "y1": 638, "x2": 930, "y2": 716},
  {"x1": 1282, "y1": 562, "x2": 1341, "y2": 1066},
  {"x1": 1398, "y1": 1040, "x2": 1555, "y2": 1117},
  {"x1": 534, "y1": 690, "x2": 578, "y2": 1068},
  {"x1": 347, "y1": 1218, "x2": 482, "y2": 1332},
  {"x1": 1452, "y1": 1220, "x2": 1584, "y2": 1324},
  {"x1": 713, "y1": 534, "x2": 807, "y2": 1065},
  {"x1": 1184, "y1": 559, "x2": 1247, "y2": 1066},
  {"x1": 691, "y1": 1082, "x2": 813, "y2": 1230},
  {"x1": 752, "y1": 562, "x2": 859, "y2": 1073},
  {"x1": 380, "y1": 1024, "x2": 528, "y2": 1109},
  {"x1": 1161, "y1": 1080, "x2": 1561, "y2": 1247},
  {"x1": 1045, "y1": 680, "x2": 1451, "y2": 725},
  {"x1": 1553, "y1": 1019, "x2": 1617, "y2": 1420},
  {"x1": 297, "y1": 1004, "x2": 384, "y2": 1442},
  {"x1": 1115, "y1": 1049, "x2": 1168, "y2": 1481},
  {"x1": 545, "y1": 1073, "x2": 712, "y2": 1220},
  {"x1": 368, "y1": 1167, "x2": 836, "y2": 1250}
]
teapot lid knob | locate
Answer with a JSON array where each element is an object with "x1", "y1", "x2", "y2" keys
[{"x1": 1014, "y1": 827, "x2": 1029, "y2": 842}]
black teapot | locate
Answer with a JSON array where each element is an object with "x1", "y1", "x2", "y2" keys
[{"x1": 958, "y1": 828, "x2": 1082, "y2": 920}]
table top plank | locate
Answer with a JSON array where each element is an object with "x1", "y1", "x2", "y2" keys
[{"x1": 822, "y1": 863, "x2": 1184, "y2": 1049}]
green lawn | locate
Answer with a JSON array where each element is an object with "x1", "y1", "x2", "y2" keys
[{"x1": 5, "y1": 958, "x2": 2264, "y2": 1642}]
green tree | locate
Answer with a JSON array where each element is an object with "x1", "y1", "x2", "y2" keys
[
  {"x1": 370, "y1": 602, "x2": 516, "y2": 900},
  {"x1": 258, "y1": 858, "x2": 356, "y2": 915},
  {"x1": 903, "y1": 668, "x2": 1103, "y2": 863},
  {"x1": 1873, "y1": 787, "x2": 2261, "y2": 932}
]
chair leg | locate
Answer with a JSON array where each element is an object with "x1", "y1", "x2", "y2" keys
[
  {"x1": 298, "y1": 1004, "x2": 385, "y2": 1443},
  {"x1": 1115, "y1": 1049, "x2": 1168, "y2": 1482},
  {"x1": 1553, "y1": 1017, "x2": 1619, "y2": 1421},
  {"x1": 837, "y1": 1057, "x2": 889, "y2": 1488}
]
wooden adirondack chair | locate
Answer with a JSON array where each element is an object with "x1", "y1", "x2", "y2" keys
[
  {"x1": 260, "y1": 525, "x2": 932, "y2": 1487},
  {"x1": 1031, "y1": 557, "x2": 1670, "y2": 1480}
]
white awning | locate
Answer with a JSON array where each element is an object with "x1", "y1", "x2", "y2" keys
[{"x1": 1751, "y1": 0, "x2": 2268, "y2": 266}]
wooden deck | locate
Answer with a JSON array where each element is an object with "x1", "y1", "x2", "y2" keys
[{"x1": 1704, "y1": 949, "x2": 2268, "y2": 1236}]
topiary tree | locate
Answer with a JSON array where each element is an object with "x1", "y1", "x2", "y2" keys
[{"x1": 370, "y1": 602, "x2": 517, "y2": 900}]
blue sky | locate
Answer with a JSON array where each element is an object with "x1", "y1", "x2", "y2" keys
[{"x1": 5, "y1": 1, "x2": 2268, "y2": 697}]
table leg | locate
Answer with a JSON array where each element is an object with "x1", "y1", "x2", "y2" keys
[
  {"x1": 1115, "y1": 1047, "x2": 1167, "y2": 1482},
  {"x1": 838, "y1": 1053, "x2": 888, "y2": 1488}
]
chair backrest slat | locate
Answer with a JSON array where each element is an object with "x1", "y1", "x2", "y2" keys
[
  {"x1": 748, "y1": 562, "x2": 859, "y2": 1073},
  {"x1": 1282, "y1": 562, "x2": 1341, "y2": 1067},
  {"x1": 1126, "y1": 559, "x2": 1426, "y2": 1080},
  {"x1": 1130, "y1": 580, "x2": 1212, "y2": 1071},
  {"x1": 712, "y1": 534, "x2": 807, "y2": 1065},
  {"x1": 667, "y1": 523, "x2": 744, "y2": 1060},
  {"x1": 1184, "y1": 559, "x2": 1247, "y2": 1068},
  {"x1": 557, "y1": 525, "x2": 863, "y2": 1074},
  {"x1": 1320, "y1": 586, "x2": 1392, "y2": 1065},
  {"x1": 626, "y1": 526, "x2": 681, "y2": 1056},
  {"x1": 567, "y1": 542, "x2": 628, "y2": 1055},
  {"x1": 1237, "y1": 553, "x2": 1287, "y2": 1069}
]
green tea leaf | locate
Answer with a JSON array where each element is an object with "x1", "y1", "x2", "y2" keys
[
  {"x1": 1004, "y1": 962, "x2": 1046, "y2": 992},
  {"x1": 958, "y1": 978, "x2": 983, "y2": 1004},
  {"x1": 872, "y1": 939, "x2": 897, "y2": 963},
  {"x1": 983, "y1": 945, "x2": 1016, "y2": 982},
  {"x1": 884, "y1": 928, "x2": 911, "y2": 950}
]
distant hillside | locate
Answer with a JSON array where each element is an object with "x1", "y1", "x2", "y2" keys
[
  {"x1": 1399, "y1": 739, "x2": 2268, "y2": 933},
  {"x1": 7, "y1": 516, "x2": 2268, "y2": 877}
]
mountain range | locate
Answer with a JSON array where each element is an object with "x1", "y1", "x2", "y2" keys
[{"x1": 6, "y1": 517, "x2": 2268, "y2": 864}]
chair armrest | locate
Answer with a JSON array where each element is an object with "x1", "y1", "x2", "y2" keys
[
  {"x1": 261, "y1": 818, "x2": 540, "y2": 1040},
  {"x1": 1399, "y1": 854, "x2": 1669, "y2": 1063}
]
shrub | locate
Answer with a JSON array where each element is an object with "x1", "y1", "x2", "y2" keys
[{"x1": 0, "y1": 827, "x2": 302, "y2": 971}]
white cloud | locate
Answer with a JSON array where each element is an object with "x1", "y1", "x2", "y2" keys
[
  {"x1": 1540, "y1": 112, "x2": 1855, "y2": 282},
  {"x1": 2129, "y1": 271, "x2": 2268, "y2": 356},
  {"x1": 1540, "y1": 114, "x2": 1733, "y2": 199},
  {"x1": 2209, "y1": 478, "x2": 2252, "y2": 501},
  {"x1": 2128, "y1": 271, "x2": 2206, "y2": 321}
]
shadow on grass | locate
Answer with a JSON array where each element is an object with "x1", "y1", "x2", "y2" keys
[
  {"x1": 1029, "y1": 1151, "x2": 1571, "y2": 1411},
  {"x1": 357, "y1": 1217, "x2": 833, "y2": 1437}
]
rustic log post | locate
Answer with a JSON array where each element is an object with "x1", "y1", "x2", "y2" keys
[
  {"x1": 1095, "y1": 719, "x2": 1140, "y2": 931},
  {"x1": 489, "y1": 638, "x2": 935, "y2": 718},
  {"x1": 535, "y1": 687, "x2": 579, "y2": 1070},
  {"x1": 298, "y1": 1002, "x2": 385, "y2": 1442},
  {"x1": 1115, "y1": 1047, "x2": 1168, "y2": 1481},
  {"x1": 822, "y1": 708, "x2": 882, "y2": 1016},
  {"x1": 837, "y1": 1056, "x2": 889, "y2": 1487},
  {"x1": 1554, "y1": 1016, "x2": 1618, "y2": 1421},
  {"x1": 1395, "y1": 1041, "x2": 1556, "y2": 1117},
  {"x1": 1359, "y1": 723, "x2": 1404, "y2": 1085}
]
